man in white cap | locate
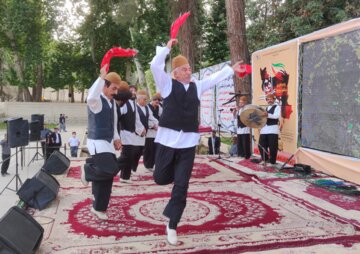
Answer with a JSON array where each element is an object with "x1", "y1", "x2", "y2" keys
[
  {"x1": 81, "y1": 64, "x2": 123, "y2": 220},
  {"x1": 150, "y1": 38, "x2": 244, "y2": 245}
]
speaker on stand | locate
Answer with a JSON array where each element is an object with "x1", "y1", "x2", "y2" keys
[
  {"x1": 0, "y1": 118, "x2": 29, "y2": 195},
  {"x1": 31, "y1": 114, "x2": 44, "y2": 131},
  {"x1": 28, "y1": 120, "x2": 43, "y2": 166}
]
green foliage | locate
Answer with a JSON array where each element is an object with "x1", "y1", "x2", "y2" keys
[
  {"x1": 131, "y1": 0, "x2": 172, "y2": 68},
  {"x1": 1, "y1": 0, "x2": 360, "y2": 100},
  {"x1": 202, "y1": 0, "x2": 229, "y2": 66},
  {"x1": 246, "y1": 0, "x2": 360, "y2": 54}
]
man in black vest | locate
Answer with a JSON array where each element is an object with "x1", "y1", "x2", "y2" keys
[
  {"x1": 208, "y1": 130, "x2": 220, "y2": 155},
  {"x1": 236, "y1": 96, "x2": 251, "y2": 159},
  {"x1": 150, "y1": 38, "x2": 244, "y2": 245},
  {"x1": 47, "y1": 127, "x2": 62, "y2": 159},
  {"x1": 133, "y1": 90, "x2": 158, "y2": 174},
  {"x1": 117, "y1": 85, "x2": 146, "y2": 183},
  {"x1": 259, "y1": 93, "x2": 281, "y2": 164},
  {"x1": 81, "y1": 64, "x2": 123, "y2": 220},
  {"x1": 143, "y1": 94, "x2": 161, "y2": 171}
]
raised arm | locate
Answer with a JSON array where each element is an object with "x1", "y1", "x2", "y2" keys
[
  {"x1": 198, "y1": 61, "x2": 244, "y2": 95},
  {"x1": 150, "y1": 39, "x2": 178, "y2": 98},
  {"x1": 87, "y1": 64, "x2": 108, "y2": 113}
]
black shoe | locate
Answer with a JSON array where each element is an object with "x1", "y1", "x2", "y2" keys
[{"x1": 1, "y1": 172, "x2": 10, "y2": 176}]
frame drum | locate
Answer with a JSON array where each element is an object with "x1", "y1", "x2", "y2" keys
[{"x1": 240, "y1": 105, "x2": 267, "y2": 128}]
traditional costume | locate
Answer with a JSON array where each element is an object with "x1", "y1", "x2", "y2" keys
[
  {"x1": 259, "y1": 94, "x2": 280, "y2": 164},
  {"x1": 83, "y1": 72, "x2": 122, "y2": 216},
  {"x1": 150, "y1": 46, "x2": 235, "y2": 243}
]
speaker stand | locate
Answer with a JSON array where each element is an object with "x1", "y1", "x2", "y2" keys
[
  {"x1": 27, "y1": 141, "x2": 43, "y2": 166},
  {"x1": 0, "y1": 147, "x2": 23, "y2": 195}
]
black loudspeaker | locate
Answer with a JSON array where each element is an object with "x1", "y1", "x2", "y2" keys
[
  {"x1": 42, "y1": 150, "x2": 70, "y2": 175},
  {"x1": 0, "y1": 206, "x2": 44, "y2": 254},
  {"x1": 29, "y1": 121, "x2": 41, "y2": 141},
  {"x1": 6, "y1": 118, "x2": 29, "y2": 148},
  {"x1": 294, "y1": 163, "x2": 312, "y2": 174},
  {"x1": 31, "y1": 114, "x2": 44, "y2": 130},
  {"x1": 17, "y1": 170, "x2": 60, "y2": 210}
]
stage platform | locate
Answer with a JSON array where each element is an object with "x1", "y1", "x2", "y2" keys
[{"x1": 2, "y1": 153, "x2": 360, "y2": 253}]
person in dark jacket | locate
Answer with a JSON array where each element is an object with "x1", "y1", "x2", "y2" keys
[{"x1": 208, "y1": 130, "x2": 220, "y2": 155}]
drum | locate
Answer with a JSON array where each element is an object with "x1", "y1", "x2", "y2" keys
[{"x1": 240, "y1": 105, "x2": 267, "y2": 128}]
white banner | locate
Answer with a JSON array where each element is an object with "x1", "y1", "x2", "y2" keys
[{"x1": 194, "y1": 61, "x2": 236, "y2": 133}]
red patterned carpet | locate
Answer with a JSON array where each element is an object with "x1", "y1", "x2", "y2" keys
[{"x1": 30, "y1": 156, "x2": 360, "y2": 253}]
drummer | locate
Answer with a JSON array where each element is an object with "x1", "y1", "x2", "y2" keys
[
  {"x1": 236, "y1": 96, "x2": 251, "y2": 159},
  {"x1": 259, "y1": 93, "x2": 280, "y2": 164}
]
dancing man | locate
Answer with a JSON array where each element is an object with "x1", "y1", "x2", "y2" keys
[
  {"x1": 117, "y1": 84, "x2": 146, "y2": 183},
  {"x1": 143, "y1": 93, "x2": 161, "y2": 171},
  {"x1": 81, "y1": 64, "x2": 123, "y2": 220},
  {"x1": 150, "y1": 38, "x2": 243, "y2": 245}
]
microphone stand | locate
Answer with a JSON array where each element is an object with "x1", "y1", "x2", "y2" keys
[
  {"x1": 252, "y1": 136, "x2": 270, "y2": 169},
  {"x1": 210, "y1": 110, "x2": 232, "y2": 163}
]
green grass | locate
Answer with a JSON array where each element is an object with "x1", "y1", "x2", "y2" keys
[
  {"x1": 0, "y1": 122, "x2": 6, "y2": 130},
  {"x1": 0, "y1": 122, "x2": 58, "y2": 130},
  {"x1": 221, "y1": 136, "x2": 232, "y2": 146}
]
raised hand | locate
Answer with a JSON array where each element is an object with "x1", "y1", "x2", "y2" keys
[
  {"x1": 231, "y1": 60, "x2": 245, "y2": 73},
  {"x1": 167, "y1": 39, "x2": 178, "y2": 49},
  {"x1": 100, "y1": 64, "x2": 108, "y2": 80}
]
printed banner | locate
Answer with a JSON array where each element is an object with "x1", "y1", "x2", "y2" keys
[
  {"x1": 195, "y1": 62, "x2": 236, "y2": 132},
  {"x1": 252, "y1": 40, "x2": 299, "y2": 155}
]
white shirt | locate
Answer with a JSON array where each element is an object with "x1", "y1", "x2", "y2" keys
[
  {"x1": 150, "y1": 46, "x2": 235, "y2": 148},
  {"x1": 68, "y1": 137, "x2": 80, "y2": 147},
  {"x1": 119, "y1": 100, "x2": 145, "y2": 146},
  {"x1": 145, "y1": 104, "x2": 159, "y2": 138},
  {"x1": 236, "y1": 107, "x2": 250, "y2": 135},
  {"x1": 86, "y1": 77, "x2": 120, "y2": 155},
  {"x1": 260, "y1": 104, "x2": 280, "y2": 135}
]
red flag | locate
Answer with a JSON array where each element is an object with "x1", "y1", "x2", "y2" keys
[
  {"x1": 236, "y1": 64, "x2": 252, "y2": 78},
  {"x1": 170, "y1": 11, "x2": 191, "y2": 39},
  {"x1": 100, "y1": 47, "x2": 138, "y2": 72}
]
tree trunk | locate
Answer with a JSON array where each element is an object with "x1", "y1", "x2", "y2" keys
[
  {"x1": 125, "y1": 61, "x2": 132, "y2": 82},
  {"x1": 172, "y1": 0, "x2": 200, "y2": 71},
  {"x1": 33, "y1": 63, "x2": 43, "y2": 102},
  {"x1": 225, "y1": 0, "x2": 251, "y2": 99},
  {"x1": 68, "y1": 84, "x2": 75, "y2": 103},
  {"x1": 5, "y1": 31, "x2": 33, "y2": 102},
  {"x1": 81, "y1": 88, "x2": 85, "y2": 103}
]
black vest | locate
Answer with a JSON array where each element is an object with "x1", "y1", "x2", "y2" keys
[
  {"x1": 266, "y1": 105, "x2": 279, "y2": 126},
  {"x1": 148, "y1": 104, "x2": 160, "y2": 121},
  {"x1": 137, "y1": 105, "x2": 149, "y2": 131},
  {"x1": 87, "y1": 96, "x2": 114, "y2": 143},
  {"x1": 159, "y1": 79, "x2": 200, "y2": 132},
  {"x1": 119, "y1": 100, "x2": 136, "y2": 132}
]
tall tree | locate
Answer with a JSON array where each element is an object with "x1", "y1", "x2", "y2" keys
[
  {"x1": 225, "y1": 0, "x2": 251, "y2": 96},
  {"x1": 202, "y1": 0, "x2": 229, "y2": 67},
  {"x1": 0, "y1": 0, "x2": 57, "y2": 101},
  {"x1": 171, "y1": 0, "x2": 203, "y2": 71}
]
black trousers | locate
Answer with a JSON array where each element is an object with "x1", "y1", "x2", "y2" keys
[
  {"x1": 143, "y1": 138, "x2": 156, "y2": 168},
  {"x1": 84, "y1": 153, "x2": 119, "y2": 211},
  {"x1": 237, "y1": 134, "x2": 251, "y2": 159},
  {"x1": 132, "y1": 145, "x2": 144, "y2": 172},
  {"x1": 259, "y1": 134, "x2": 278, "y2": 164},
  {"x1": 46, "y1": 145, "x2": 60, "y2": 160},
  {"x1": 117, "y1": 145, "x2": 143, "y2": 179},
  {"x1": 153, "y1": 144, "x2": 196, "y2": 224},
  {"x1": 1, "y1": 154, "x2": 10, "y2": 174}
]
